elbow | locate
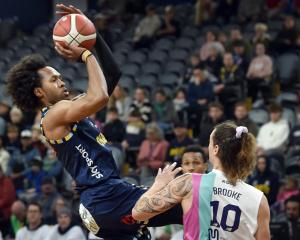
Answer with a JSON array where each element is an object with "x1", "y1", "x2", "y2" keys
[
  {"x1": 96, "y1": 94, "x2": 109, "y2": 106},
  {"x1": 132, "y1": 208, "x2": 148, "y2": 222}
]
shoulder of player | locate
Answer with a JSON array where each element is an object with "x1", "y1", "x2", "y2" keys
[{"x1": 42, "y1": 100, "x2": 72, "y2": 127}]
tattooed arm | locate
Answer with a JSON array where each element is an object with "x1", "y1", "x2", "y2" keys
[{"x1": 132, "y1": 173, "x2": 192, "y2": 221}]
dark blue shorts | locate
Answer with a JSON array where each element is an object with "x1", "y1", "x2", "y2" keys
[{"x1": 78, "y1": 179, "x2": 182, "y2": 239}]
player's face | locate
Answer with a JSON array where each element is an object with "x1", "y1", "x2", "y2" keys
[
  {"x1": 182, "y1": 152, "x2": 207, "y2": 174},
  {"x1": 37, "y1": 66, "x2": 69, "y2": 105}
]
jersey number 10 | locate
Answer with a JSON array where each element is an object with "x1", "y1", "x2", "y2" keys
[{"x1": 210, "y1": 201, "x2": 241, "y2": 232}]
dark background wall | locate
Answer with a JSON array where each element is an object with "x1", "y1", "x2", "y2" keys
[{"x1": 0, "y1": 0, "x2": 53, "y2": 32}]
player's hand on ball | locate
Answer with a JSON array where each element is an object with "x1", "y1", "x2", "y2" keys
[
  {"x1": 55, "y1": 43, "x2": 85, "y2": 62},
  {"x1": 153, "y1": 163, "x2": 182, "y2": 190},
  {"x1": 56, "y1": 3, "x2": 84, "y2": 16}
]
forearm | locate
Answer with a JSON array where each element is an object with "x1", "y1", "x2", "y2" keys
[
  {"x1": 132, "y1": 174, "x2": 192, "y2": 221},
  {"x1": 93, "y1": 33, "x2": 121, "y2": 96},
  {"x1": 85, "y1": 55, "x2": 108, "y2": 101}
]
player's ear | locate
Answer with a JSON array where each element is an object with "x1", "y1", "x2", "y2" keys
[
  {"x1": 214, "y1": 144, "x2": 219, "y2": 155},
  {"x1": 34, "y1": 87, "x2": 44, "y2": 98}
]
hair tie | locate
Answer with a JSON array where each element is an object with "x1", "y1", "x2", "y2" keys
[{"x1": 236, "y1": 126, "x2": 248, "y2": 139}]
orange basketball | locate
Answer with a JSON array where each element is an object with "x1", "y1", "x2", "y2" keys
[{"x1": 53, "y1": 14, "x2": 96, "y2": 50}]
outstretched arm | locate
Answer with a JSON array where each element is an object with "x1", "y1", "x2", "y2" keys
[
  {"x1": 56, "y1": 3, "x2": 121, "y2": 95},
  {"x1": 132, "y1": 164, "x2": 192, "y2": 221}
]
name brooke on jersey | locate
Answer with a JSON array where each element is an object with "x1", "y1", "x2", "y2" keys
[{"x1": 75, "y1": 144, "x2": 103, "y2": 179}]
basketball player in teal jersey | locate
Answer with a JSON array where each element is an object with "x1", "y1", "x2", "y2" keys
[
  {"x1": 6, "y1": 4, "x2": 182, "y2": 240},
  {"x1": 133, "y1": 123, "x2": 270, "y2": 240}
]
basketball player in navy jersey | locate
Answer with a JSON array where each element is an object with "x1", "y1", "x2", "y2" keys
[{"x1": 6, "y1": 4, "x2": 182, "y2": 240}]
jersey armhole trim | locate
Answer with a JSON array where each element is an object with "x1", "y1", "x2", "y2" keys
[{"x1": 40, "y1": 109, "x2": 78, "y2": 145}]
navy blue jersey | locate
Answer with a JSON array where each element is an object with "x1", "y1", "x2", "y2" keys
[{"x1": 40, "y1": 107, "x2": 182, "y2": 239}]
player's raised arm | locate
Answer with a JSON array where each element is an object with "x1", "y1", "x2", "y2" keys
[
  {"x1": 56, "y1": 3, "x2": 121, "y2": 96},
  {"x1": 50, "y1": 43, "x2": 109, "y2": 124}
]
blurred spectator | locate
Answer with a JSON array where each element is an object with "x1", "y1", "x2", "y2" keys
[
  {"x1": 172, "y1": 89, "x2": 189, "y2": 124},
  {"x1": 9, "y1": 106, "x2": 25, "y2": 131},
  {"x1": 215, "y1": 0, "x2": 238, "y2": 24},
  {"x1": 23, "y1": 158, "x2": 47, "y2": 197},
  {"x1": 48, "y1": 197, "x2": 69, "y2": 225},
  {"x1": 16, "y1": 202, "x2": 50, "y2": 240},
  {"x1": 204, "y1": 45, "x2": 223, "y2": 77},
  {"x1": 31, "y1": 124, "x2": 47, "y2": 158},
  {"x1": 133, "y1": 4, "x2": 161, "y2": 48},
  {"x1": 252, "y1": 23, "x2": 271, "y2": 46},
  {"x1": 200, "y1": 30, "x2": 224, "y2": 61},
  {"x1": 247, "y1": 42, "x2": 273, "y2": 103},
  {"x1": 275, "y1": 195, "x2": 300, "y2": 240},
  {"x1": 137, "y1": 123, "x2": 169, "y2": 183},
  {"x1": 257, "y1": 103, "x2": 289, "y2": 152},
  {"x1": 108, "y1": 85, "x2": 132, "y2": 122},
  {"x1": 195, "y1": 0, "x2": 217, "y2": 25},
  {"x1": 277, "y1": 177, "x2": 300, "y2": 205},
  {"x1": 103, "y1": 107, "x2": 125, "y2": 145},
  {"x1": 0, "y1": 166, "x2": 16, "y2": 237},
  {"x1": 198, "y1": 102, "x2": 225, "y2": 150},
  {"x1": 266, "y1": 0, "x2": 286, "y2": 18},
  {"x1": 274, "y1": 15, "x2": 298, "y2": 53},
  {"x1": 233, "y1": 101, "x2": 258, "y2": 136},
  {"x1": 184, "y1": 54, "x2": 201, "y2": 82},
  {"x1": 215, "y1": 52, "x2": 243, "y2": 110},
  {"x1": 165, "y1": 122, "x2": 194, "y2": 163},
  {"x1": 19, "y1": 130, "x2": 41, "y2": 169},
  {"x1": 156, "y1": 5, "x2": 180, "y2": 38},
  {"x1": 152, "y1": 89, "x2": 178, "y2": 132},
  {"x1": 129, "y1": 87, "x2": 153, "y2": 123},
  {"x1": 226, "y1": 27, "x2": 251, "y2": 56},
  {"x1": 188, "y1": 67, "x2": 214, "y2": 134},
  {"x1": 0, "y1": 98, "x2": 11, "y2": 121},
  {"x1": 6, "y1": 123, "x2": 21, "y2": 161},
  {"x1": 248, "y1": 155, "x2": 279, "y2": 205},
  {"x1": 35, "y1": 177, "x2": 60, "y2": 225},
  {"x1": 232, "y1": 39, "x2": 249, "y2": 73},
  {"x1": 181, "y1": 145, "x2": 208, "y2": 174},
  {"x1": 289, "y1": 107, "x2": 300, "y2": 148},
  {"x1": 218, "y1": 52, "x2": 242, "y2": 86},
  {"x1": 122, "y1": 110, "x2": 145, "y2": 150},
  {"x1": 0, "y1": 117, "x2": 5, "y2": 136},
  {"x1": 238, "y1": 0, "x2": 265, "y2": 24},
  {"x1": 47, "y1": 207, "x2": 85, "y2": 240},
  {"x1": 0, "y1": 135, "x2": 10, "y2": 174},
  {"x1": 43, "y1": 148, "x2": 63, "y2": 185},
  {"x1": 10, "y1": 200, "x2": 27, "y2": 237},
  {"x1": 218, "y1": 31, "x2": 229, "y2": 48},
  {"x1": 94, "y1": 13, "x2": 113, "y2": 50}
]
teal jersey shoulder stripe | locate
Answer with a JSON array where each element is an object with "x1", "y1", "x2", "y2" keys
[{"x1": 198, "y1": 172, "x2": 217, "y2": 240}]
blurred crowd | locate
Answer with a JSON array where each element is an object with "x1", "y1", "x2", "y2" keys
[{"x1": 1, "y1": 0, "x2": 300, "y2": 240}]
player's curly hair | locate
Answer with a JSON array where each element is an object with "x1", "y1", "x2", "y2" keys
[
  {"x1": 212, "y1": 122, "x2": 256, "y2": 185},
  {"x1": 6, "y1": 54, "x2": 46, "y2": 112}
]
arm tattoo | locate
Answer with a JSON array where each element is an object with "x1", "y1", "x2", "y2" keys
[{"x1": 134, "y1": 174, "x2": 192, "y2": 214}]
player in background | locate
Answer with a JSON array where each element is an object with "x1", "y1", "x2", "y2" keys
[
  {"x1": 6, "y1": 4, "x2": 182, "y2": 240},
  {"x1": 133, "y1": 122, "x2": 270, "y2": 240}
]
